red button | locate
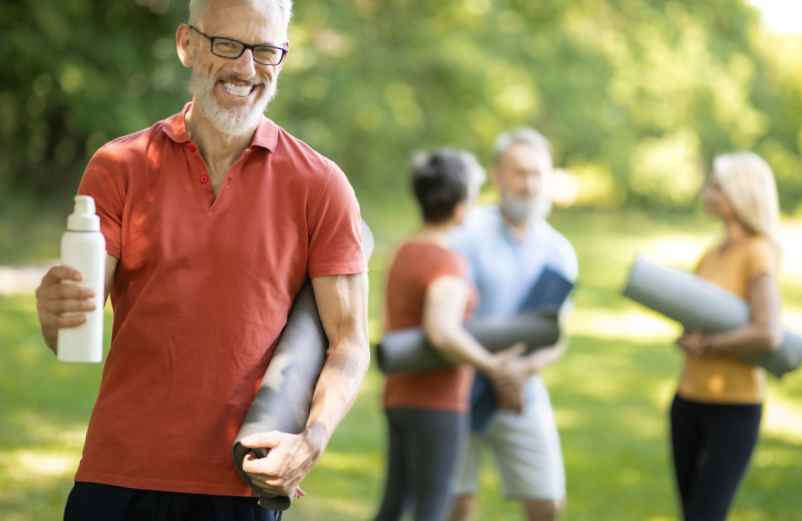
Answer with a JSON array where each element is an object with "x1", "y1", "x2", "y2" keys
[
  {"x1": 187, "y1": 143, "x2": 197, "y2": 152},
  {"x1": 200, "y1": 175, "x2": 209, "y2": 184}
]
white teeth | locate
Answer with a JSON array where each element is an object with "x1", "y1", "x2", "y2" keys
[{"x1": 222, "y1": 82, "x2": 252, "y2": 97}]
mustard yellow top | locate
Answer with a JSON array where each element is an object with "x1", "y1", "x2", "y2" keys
[{"x1": 677, "y1": 236, "x2": 778, "y2": 404}]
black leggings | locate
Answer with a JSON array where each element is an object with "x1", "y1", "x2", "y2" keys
[
  {"x1": 64, "y1": 482, "x2": 280, "y2": 521},
  {"x1": 374, "y1": 407, "x2": 467, "y2": 521},
  {"x1": 670, "y1": 394, "x2": 762, "y2": 521}
]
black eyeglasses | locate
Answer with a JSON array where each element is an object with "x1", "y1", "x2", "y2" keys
[{"x1": 189, "y1": 25, "x2": 288, "y2": 66}]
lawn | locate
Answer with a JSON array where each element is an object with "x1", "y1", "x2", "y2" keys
[{"x1": 2, "y1": 207, "x2": 801, "y2": 521}]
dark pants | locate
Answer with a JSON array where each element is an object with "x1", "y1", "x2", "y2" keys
[
  {"x1": 64, "y1": 482, "x2": 281, "y2": 521},
  {"x1": 670, "y1": 394, "x2": 762, "y2": 521},
  {"x1": 374, "y1": 407, "x2": 467, "y2": 521}
]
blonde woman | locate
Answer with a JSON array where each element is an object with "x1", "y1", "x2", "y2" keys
[{"x1": 672, "y1": 152, "x2": 783, "y2": 521}]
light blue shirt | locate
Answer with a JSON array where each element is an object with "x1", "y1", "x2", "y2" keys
[{"x1": 448, "y1": 205, "x2": 578, "y2": 319}]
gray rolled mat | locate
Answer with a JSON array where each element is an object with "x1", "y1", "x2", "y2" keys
[
  {"x1": 622, "y1": 256, "x2": 802, "y2": 378},
  {"x1": 232, "y1": 223, "x2": 374, "y2": 511},
  {"x1": 376, "y1": 314, "x2": 559, "y2": 373}
]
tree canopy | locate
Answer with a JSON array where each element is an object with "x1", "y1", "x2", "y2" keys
[{"x1": 2, "y1": 0, "x2": 800, "y2": 211}]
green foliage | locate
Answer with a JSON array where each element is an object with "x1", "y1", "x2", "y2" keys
[{"x1": 1, "y1": 1, "x2": 801, "y2": 211}]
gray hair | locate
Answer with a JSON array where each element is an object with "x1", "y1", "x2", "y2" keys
[
  {"x1": 189, "y1": 0, "x2": 294, "y2": 27},
  {"x1": 493, "y1": 127, "x2": 552, "y2": 167}
]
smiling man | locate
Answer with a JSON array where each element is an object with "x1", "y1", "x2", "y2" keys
[{"x1": 34, "y1": 2, "x2": 369, "y2": 520}]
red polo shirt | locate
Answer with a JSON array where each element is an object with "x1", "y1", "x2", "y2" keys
[{"x1": 74, "y1": 103, "x2": 364, "y2": 496}]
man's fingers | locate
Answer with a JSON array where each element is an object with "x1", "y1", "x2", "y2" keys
[
  {"x1": 240, "y1": 431, "x2": 284, "y2": 449},
  {"x1": 38, "y1": 282, "x2": 95, "y2": 303},
  {"x1": 242, "y1": 453, "x2": 271, "y2": 476},
  {"x1": 44, "y1": 298, "x2": 96, "y2": 315},
  {"x1": 242, "y1": 450, "x2": 287, "y2": 481},
  {"x1": 40, "y1": 266, "x2": 83, "y2": 288},
  {"x1": 42, "y1": 311, "x2": 88, "y2": 329}
]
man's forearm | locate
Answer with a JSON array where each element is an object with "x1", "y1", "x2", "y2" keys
[{"x1": 304, "y1": 337, "x2": 370, "y2": 449}]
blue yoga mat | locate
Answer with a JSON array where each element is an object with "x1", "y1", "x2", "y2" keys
[{"x1": 470, "y1": 266, "x2": 575, "y2": 432}]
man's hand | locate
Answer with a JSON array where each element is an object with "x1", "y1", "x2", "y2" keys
[
  {"x1": 239, "y1": 425, "x2": 327, "y2": 497},
  {"x1": 35, "y1": 256, "x2": 117, "y2": 354},
  {"x1": 35, "y1": 266, "x2": 97, "y2": 353},
  {"x1": 487, "y1": 343, "x2": 527, "y2": 413}
]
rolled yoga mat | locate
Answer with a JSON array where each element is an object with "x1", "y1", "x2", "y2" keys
[
  {"x1": 232, "y1": 222, "x2": 375, "y2": 511},
  {"x1": 622, "y1": 256, "x2": 802, "y2": 378},
  {"x1": 376, "y1": 313, "x2": 560, "y2": 373}
]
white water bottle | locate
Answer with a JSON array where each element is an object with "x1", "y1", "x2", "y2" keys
[{"x1": 57, "y1": 195, "x2": 106, "y2": 363}]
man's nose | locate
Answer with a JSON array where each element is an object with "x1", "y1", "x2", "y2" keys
[
  {"x1": 231, "y1": 49, "x2": 257, "y2": 78},
  {"x1": 522, "y1": 176, "x2": 539, "y2": 196}
]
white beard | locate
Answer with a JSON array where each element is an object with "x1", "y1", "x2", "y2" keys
[
  {"x1": 189, "y1": 69, "x2": 277, "y2": 137},
  {"x1": 500, "y1": 193, "x2": 552, "y2": 225}
]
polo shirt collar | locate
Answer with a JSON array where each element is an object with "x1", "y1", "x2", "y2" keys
[{"x1": 162, "y1": 101, "x2": 279, "y2": 151}]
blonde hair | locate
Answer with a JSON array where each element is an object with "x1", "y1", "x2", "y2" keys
[{"x1": 713, "y1": 152, "x2": 781, "y2": 245}]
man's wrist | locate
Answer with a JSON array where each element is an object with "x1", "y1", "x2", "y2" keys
[
  {"x1": 479, "y1": 357, "x2": 500, "y2": 377},
  {"x1": 303, "y1": 421, "x2": 329, "y2": 457}
]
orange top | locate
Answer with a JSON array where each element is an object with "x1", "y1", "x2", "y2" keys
[
  {"x1": 382, "y1": 241, "x2": 477, "y2": 412},
  {"x1": 74, "y1": 103, "x2": 364, "y2": 496},
  {"x1": 677, "y1": 236, "x2": 779, "y2": 404}
]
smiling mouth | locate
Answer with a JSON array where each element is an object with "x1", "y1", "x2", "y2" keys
[{"x1": 220, "y1": 81, "x2": 259, "y2": 98}]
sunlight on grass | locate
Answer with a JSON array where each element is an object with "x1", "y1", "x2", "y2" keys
[
  {"x1": 316, "y1": 451, "x2": 377, "y2": 474},
  {"x1": 651, "y1": 380, "x2": 680, "y2": 408},
  {"x1": 763, "y1": 394, "x2": 802, "y2": 443},
  {"x1": 569, "y1": 308, "x2": 679, "y2": 341},
  {"x1": 323, "y1": 498, "x2": 373, "y2": 517},
  {"x1": 0, "y1": 450, "x2": 78, "y2": 480},
  {"x1": 779, "y1": 220, "x2": 802, "y2": 284},
  {"x1": 785, "y1": 309, "x2": 802, "y2": 327},
  {"x1": 640, "y1": 234, "x2": 708, "y2": 269},
  {"x1": 7, "y1": 412, "x2": 87, "y2": 449},
  {"x1": 555, "y1": 409, "x2": 582, "y2": 429}
]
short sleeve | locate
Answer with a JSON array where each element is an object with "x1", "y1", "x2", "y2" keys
[
  {"x1": 547, "y1": 230, "x2": 579, "y2": 283},
  {"x1": 424, "y1": 249, "x2": 468, "y2": 287},
  {"x1": 446, "y1": 209, "x2": 488, "y2": 286},
  {"x1": 77, "y1": 145, "x2": 126, "y2": 259},
  {"x1": 745, "y1": 239, "x2": 778, "y2": 281},
  {"x1": 307, "y1": 161, "x2": 365, "y2": 277},
  {"x1": 422, "y1": 248, "x2": 476, "y2": 319}
]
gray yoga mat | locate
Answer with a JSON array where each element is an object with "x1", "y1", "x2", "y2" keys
[
  {"x1": 622, "y1": 256, "x2": 802, "y2": 378},
  {"x1": 376, "y1": 314, "x2": 560, "y2": 373},
  {"x1": 232, "y1": 223, "x2": 374, "y2": 511}
]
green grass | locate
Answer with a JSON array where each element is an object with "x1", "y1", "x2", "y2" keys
[{"x1": 2, "y1": 207, "x2": 801, "y2": 520}]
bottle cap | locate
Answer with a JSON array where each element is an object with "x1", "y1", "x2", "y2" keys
[{"x1": 67, "y1": 195, "x2": 101, "y2": 232}]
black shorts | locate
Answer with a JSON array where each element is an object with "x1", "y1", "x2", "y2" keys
[{"x1": 64, "y1": 482, "x2": 281, "y2": 521}]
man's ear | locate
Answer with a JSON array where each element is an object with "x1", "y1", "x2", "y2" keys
[{"x1": 176, "y1": 24, "x2": 194, "y2": 68}]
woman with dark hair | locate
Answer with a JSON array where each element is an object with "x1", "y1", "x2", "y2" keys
[
  {"x1": 373, "y1": 149, "x2": 523, "y2": 521},
  {"x1": 671, "y1": 152, "x2": 784, "y2": 521}
]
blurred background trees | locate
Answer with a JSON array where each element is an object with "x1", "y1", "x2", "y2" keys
[{"x1": 2, "y1": 0, "x2": 801, "y2": 213}]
